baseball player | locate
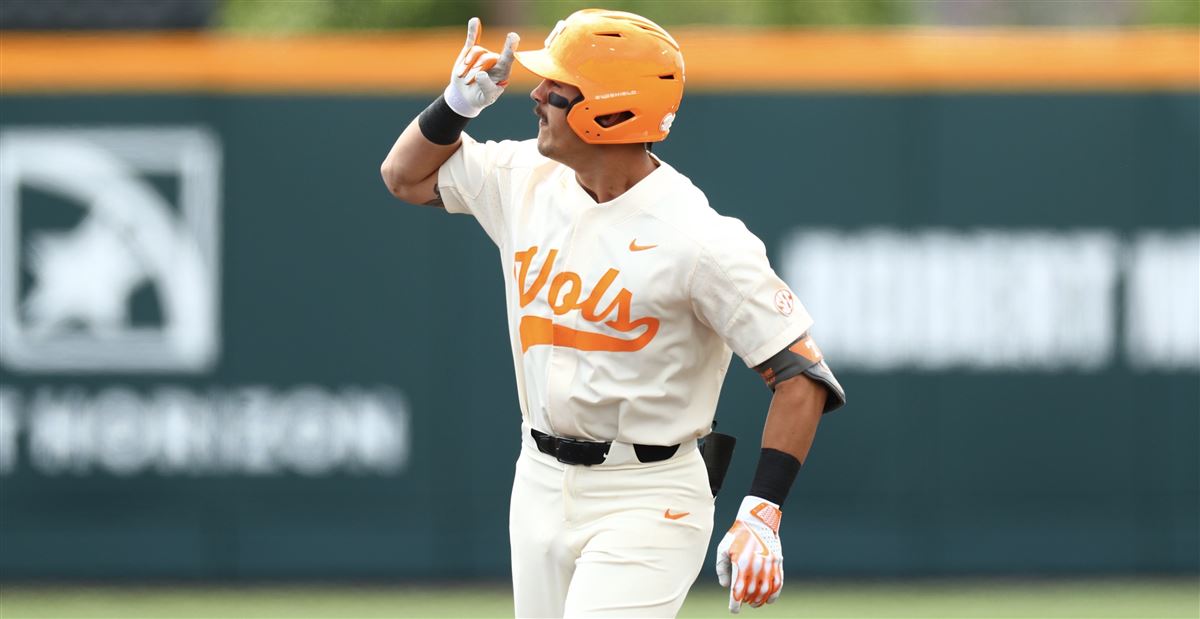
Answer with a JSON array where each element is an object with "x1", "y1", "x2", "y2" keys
[{"x1": 380, "y1": 10, "x2": 845, "y2": 618}]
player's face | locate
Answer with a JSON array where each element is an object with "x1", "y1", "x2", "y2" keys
[{"x1": 530, "y1": 79, "x2": 587, "y2": 160}]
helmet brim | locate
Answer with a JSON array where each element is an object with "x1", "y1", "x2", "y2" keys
[{"x1": 514, "y1": 49, "x2": 579, "y2": 88}]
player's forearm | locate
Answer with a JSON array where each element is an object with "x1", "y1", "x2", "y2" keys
[
  {"x1": 379, "y1": 116, "x2": 462, "y2": 204},
  {"x1": 743, "y1": 374, "x2": 825, "y2": 507},
  {"x1": 716, "y1": 377, "x2": 824, "y2": 613},
  {"x1": 760, "y1": 374, "x2": 826, "y2": 464}
]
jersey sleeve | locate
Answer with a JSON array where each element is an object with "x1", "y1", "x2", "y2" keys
[
  {"x1": 691, "y1": 220, "x2": 814, "y2": 368},
  {"x1": 436, "y1": 133, "x2": 526, "y2": 247}
]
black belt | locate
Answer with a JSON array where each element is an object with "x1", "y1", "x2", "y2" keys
[{"x1": 531, "y1": 429, "x2": 680, "y2": 466}]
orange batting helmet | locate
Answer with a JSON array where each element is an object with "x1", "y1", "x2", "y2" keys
[{"x1": 515, "y1": 9, "x2": 685, "y2": 144}]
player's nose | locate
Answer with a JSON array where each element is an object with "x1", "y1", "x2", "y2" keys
[{"x1": 529, "y1": 80, "x2": 549, "y2": 104}]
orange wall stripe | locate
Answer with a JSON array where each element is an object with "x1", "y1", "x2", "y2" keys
[{"x1": 1, "y1": 28, "x2": 1196, "y2": 93}]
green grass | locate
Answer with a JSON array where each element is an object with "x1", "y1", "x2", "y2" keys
[{"x1": 1, "y1": 580, "x2": 1197, "y2": 618}]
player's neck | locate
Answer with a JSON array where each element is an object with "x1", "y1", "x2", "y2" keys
[{"x1": 571, "y1": 146, "x2": 659, "y2": 204}]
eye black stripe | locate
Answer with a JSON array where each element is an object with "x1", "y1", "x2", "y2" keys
[{"x1": 547, "y1": 92, "x2": 585, "y2": 111}]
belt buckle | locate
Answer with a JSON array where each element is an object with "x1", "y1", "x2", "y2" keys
[{"x1": 555, "y1": 437, "x2": 608, "y2": 466}]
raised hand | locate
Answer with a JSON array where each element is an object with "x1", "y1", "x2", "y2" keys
[{"x1": 444, "y1": 17, "x2": 520, "y2": 118}]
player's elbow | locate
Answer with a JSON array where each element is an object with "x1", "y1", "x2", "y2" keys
[
  {"x1": 379, "y1": 159, "x2": 405, "y2": 196},
  {"x1": 380, "y1": 160, "x2": 423, "y2": 204},
  {"x1": 773, "y1": 374, "x2": 827, "y2": 417}
]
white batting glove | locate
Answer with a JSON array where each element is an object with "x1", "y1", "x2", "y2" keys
[
  {"x1": 715, "y1": 496, "x2": 784, "y2": 614},
  {"x1": 443, "y1": 17, "x2": 519, "y2": 118}
]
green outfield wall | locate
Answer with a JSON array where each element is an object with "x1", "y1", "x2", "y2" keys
[{"x1": 0, "y1": 92, "x2": 1196, "y2": 579}]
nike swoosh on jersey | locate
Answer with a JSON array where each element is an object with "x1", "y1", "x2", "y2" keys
[
  {"x1": 629, "y1": 239, "x2": 658, "y2": 252},
  {"x1": 664, "y1": 509, "x2": 690, "y2": 520}
]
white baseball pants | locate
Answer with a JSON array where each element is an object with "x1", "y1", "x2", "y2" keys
[{"x1": 509, "y1": 428, "x2": 714, "y2": 618}]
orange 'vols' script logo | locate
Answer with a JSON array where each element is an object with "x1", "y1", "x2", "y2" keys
[{"x1": 515, "y1": 246, "x2": 660, "y2": 353}]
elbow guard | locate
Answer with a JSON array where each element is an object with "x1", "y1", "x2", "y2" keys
[{"x1": 754, "y1": 332, "x2": 847, "y2": 413}]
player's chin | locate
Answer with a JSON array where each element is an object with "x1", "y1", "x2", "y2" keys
[{"x1": 535, "y1": 132, "x2": 554, "y2": 157}]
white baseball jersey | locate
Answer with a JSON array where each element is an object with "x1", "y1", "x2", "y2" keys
[{"x1": 437, "y1": 134, "x2": 814, "y2": 446}]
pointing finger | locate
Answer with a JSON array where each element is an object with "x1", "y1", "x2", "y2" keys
[{"x1": 463, "y1": 17, "x2": 480, "y2": 52}]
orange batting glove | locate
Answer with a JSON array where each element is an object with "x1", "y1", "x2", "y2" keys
[{"x1": 715, "y1": 496, "x2": 784, "y2": 614}]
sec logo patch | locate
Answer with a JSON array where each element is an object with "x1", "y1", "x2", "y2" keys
[{"x1": 774, "y1": 289, "x2": 795, "y2": 316}]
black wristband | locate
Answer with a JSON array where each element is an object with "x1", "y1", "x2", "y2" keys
[
  {"x1": 417, "y1": 95, "x2": 470, "y2": 145},
  {"x1": 748, "y1": 448, "x2": 802, "y2": 507}
]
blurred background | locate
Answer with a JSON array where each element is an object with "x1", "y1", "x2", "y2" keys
[{"x1": 0, "y1": 1, "x2": 1197, "y2": 618}]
